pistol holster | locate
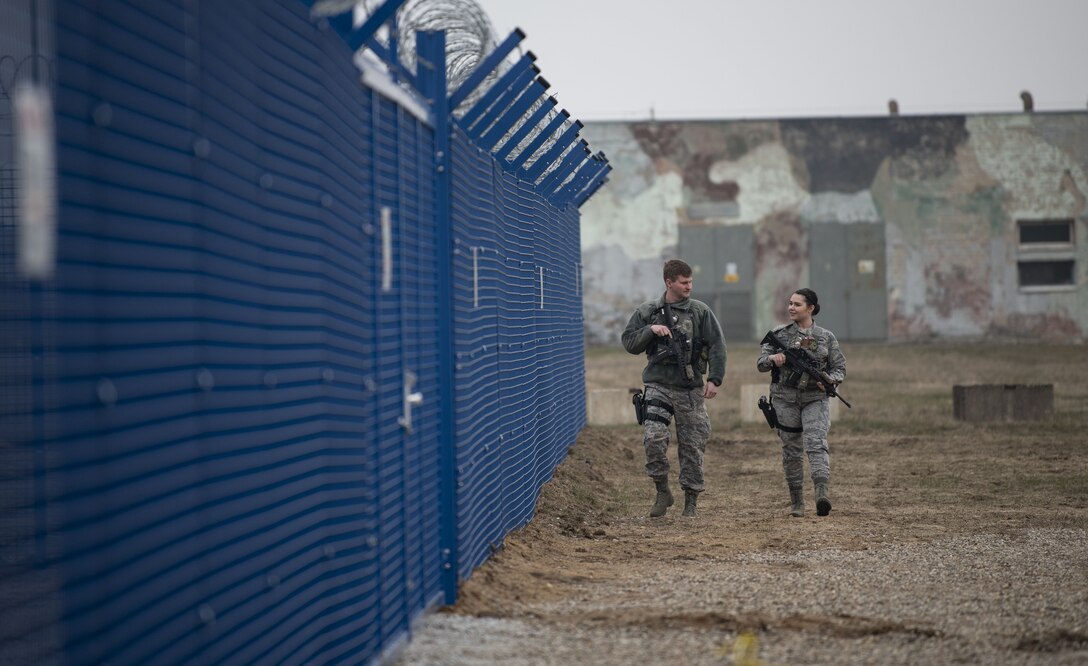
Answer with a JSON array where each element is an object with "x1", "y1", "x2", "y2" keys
[
  {"x1": 632, "y1": 389, "x2": 646, "y2": 425},
  {"x1": 758, "y1": 394, "x2": 803, "y2": 433}
]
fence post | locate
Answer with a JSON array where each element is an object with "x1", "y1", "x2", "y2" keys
[{"x1": 417, "y1": 29, "x2": 458, "y2": 605}]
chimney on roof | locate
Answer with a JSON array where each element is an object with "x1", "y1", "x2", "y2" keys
[
  {"x1": 887, "y1": 99, "x2": 899, "y2": 115},
  {"x1": 1020, "y1": 90, "x2": 1034, "y2": 112}
]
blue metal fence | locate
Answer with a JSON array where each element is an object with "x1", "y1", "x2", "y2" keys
[
  {"x1": 0, "y1": 0, "x2": 607, "y2": 664},
  {"x1": 449, "y1": 126, "x2": 587, "y2": 578}
]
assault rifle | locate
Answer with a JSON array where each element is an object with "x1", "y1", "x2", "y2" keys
[
  {"x1": 660, "y1": 301, "x2": 694, "y2": 381},
  {"x1": 761, "y1": 330, "x2": 852, "y2": 408}
]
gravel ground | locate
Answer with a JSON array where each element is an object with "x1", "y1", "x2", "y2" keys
[
  {"x1": 395, "y1": 345, "x2": 1088, "y2": 665},
  {"x1": 395, "y1": 528, "x2": 1088, "y2": 665}
]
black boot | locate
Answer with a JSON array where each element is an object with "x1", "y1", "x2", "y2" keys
[
  {"x1": 789, "y1": 487, "x2": 804, "y2": 518},
  {"x1": 814, "y1": 478, "x2": 831, "y2": 516},
  {"x1": 682, "y1": 489, "x2": 698, "y2": 517},
  {"x1": 649, "y1": 476, "x2": 673, "y2": 517}
]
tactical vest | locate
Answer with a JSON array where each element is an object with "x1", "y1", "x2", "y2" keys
[
  {"x1": 771, "y1": 326, "x2": 829, "y2": 390},
  {"x1": 647, "y1": 302, "x2": 696, "y2": 368}
]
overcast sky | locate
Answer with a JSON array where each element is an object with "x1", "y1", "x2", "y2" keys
[{"x1": 475, "y1": 0, "x2": 1088, "y2": 122}]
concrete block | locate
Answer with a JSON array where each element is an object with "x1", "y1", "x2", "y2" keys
[
  {"x1": 952, "y1": 384, "x2": 1053, "y2": 422},
  {"x1": 588, "y1": 388, "x2": 638, "y2": 426},
  {"x1": 740, "y1": 384, "x2": 840, "y2": 423},
  {"x1": 740, "y1": 385, "x2": 766, "y2": 423}
]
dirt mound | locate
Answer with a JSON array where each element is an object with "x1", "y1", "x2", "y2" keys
[{"x1": 452, "y1": 427, "x2": 637, "y2": 616}]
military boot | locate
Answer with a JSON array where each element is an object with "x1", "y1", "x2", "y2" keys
[
  {"x1": 682, "y1": 489, "x2": 698, "y2": 517},
  {"x1": 649, "y1": 476, "x2": 673, "y2": 517},
  {"x1": 814, "y1": 478, "x2": 832, "y2": 516},
  {"x1": 789, "y1": 487, "x2": 805, "y2": 518}
]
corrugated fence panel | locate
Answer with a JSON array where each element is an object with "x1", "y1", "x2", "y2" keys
[
  {"x1": 450, "y1": 127, "x2": 586, "y2": 576},
  {"x1": 4, "y1": 0, "x2": 600, "y2": 663},
  {"x1": 450, "y1": 129, "x2": 504, "y2": 574},
  {"x1": 1, "y1": 0, "x2": 64, "y2": 663},
  {"x1": 41, "y1": 1, "x2": 441, "y2": 664}
]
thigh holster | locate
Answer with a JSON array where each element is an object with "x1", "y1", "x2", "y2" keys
[
  {"x1": 633, "y1": 389, "x2": 674, "y2": 426},
  {"x1": 758, "y1": 395, "x2": 803, "y2": 433}
]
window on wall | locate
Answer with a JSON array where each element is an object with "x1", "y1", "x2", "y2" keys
[
  {"x1": 1018, "y1": 219, "x2": 1073, "y2": 246},
  {"x1": 1016, "y1": 219, "x2": 1076, "y2": 291},
  {"x1": 1018, "y1": 260, "x2": 1075, "y2": 287}
]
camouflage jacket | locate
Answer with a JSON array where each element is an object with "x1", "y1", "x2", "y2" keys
[
  {"x1": 621, "y1": 296, "x2": 727, "y2": 389},
  {"x1": 756, "y1": 322, "x2": 846, "y2": 389}
]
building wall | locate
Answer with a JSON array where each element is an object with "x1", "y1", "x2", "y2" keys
[{"x1": 580, "y1": 112, "x2": 1088, "y2": 345}]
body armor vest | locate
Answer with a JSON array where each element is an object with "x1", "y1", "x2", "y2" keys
[{"x1": 647, "y1": 302, "x2": 695, "y2": 369}]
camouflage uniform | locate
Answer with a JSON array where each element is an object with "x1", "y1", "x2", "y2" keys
[
  {"x1": 756, "y1": 322, "x2": 846, "y2": 491},
  {"x1": 622, "y1": 295, "x2": 727, "y2": 494},
  {"x1": 641, "y1": 383, "x2": 711, "y2": 491}
]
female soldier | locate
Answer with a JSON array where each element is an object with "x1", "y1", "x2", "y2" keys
[{"x1": 756, "y1": 288, "x2": 846, "y2": 517}]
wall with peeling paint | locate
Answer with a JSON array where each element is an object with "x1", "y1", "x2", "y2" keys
[{"x1": 581, "y1": 112, "x2": 1088, "y2": 345}]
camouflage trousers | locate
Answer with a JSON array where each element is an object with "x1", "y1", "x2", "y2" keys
[
  {"x1": 770, "y1": 385, "x2": 831, "y2": 489},
  {"x1": 642, "y1": 382, "x2": 711, "y2": 493}
]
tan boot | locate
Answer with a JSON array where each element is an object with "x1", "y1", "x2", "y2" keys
[{"x1": 649, "y1": 477, "x2": 673, "y2": 517}]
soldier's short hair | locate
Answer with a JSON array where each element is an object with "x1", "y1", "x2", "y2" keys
[{"x1": 663, "y1": 260, "x2": 692, "y2": 283}]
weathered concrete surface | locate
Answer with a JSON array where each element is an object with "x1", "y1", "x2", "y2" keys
[{"x1": 581, "y1": 112, "x2": 1088, "y2": 344}]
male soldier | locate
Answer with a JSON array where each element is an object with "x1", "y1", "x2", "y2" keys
[{"x1": 622, "y1": 260, "x2": 727, "y2": 517}]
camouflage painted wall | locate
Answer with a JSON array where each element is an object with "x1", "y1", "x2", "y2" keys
[{"x1": 580, "y1": 112, "x2": 1088, "y2": 345}]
